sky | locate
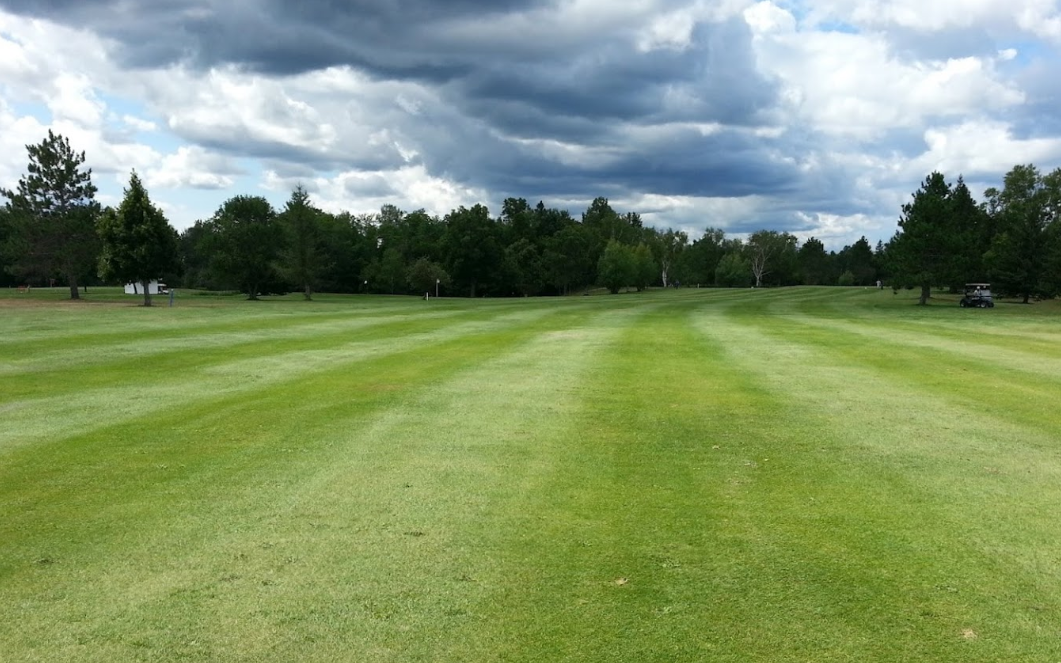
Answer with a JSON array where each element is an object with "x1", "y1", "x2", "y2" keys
[{"x1": 1, "y1": 0, "x2": 1059, "y2": 249}]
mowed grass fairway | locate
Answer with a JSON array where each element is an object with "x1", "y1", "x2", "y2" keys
[{"x1": 2, "y1": 287, "x2": 1061, "y2": 662}]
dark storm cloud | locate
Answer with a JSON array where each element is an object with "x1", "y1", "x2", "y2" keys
[
  {"x1": 0, "y1": 0, "x2": 548, "y2": 77},
  {"x1": 455, "y1": 19, "x2": 776, "y2": 132},
  {"x1": 0, "y1": 0, "x2": 921, "y2": 235}
]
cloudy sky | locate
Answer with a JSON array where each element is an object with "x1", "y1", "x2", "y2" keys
[{"x1": 1, "y1": 1, "x2": 1059, "y2": 248}]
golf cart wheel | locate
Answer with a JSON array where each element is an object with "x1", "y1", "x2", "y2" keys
[{"x1": 959, "y1": 300, "x2": 967, "y2": 307}]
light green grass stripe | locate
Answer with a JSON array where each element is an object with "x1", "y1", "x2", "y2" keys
[
  {"x1": 735, "y1": 303, "x2": 1061, "y2": 442},
  {"x1": 792, "y1": 294, "x2": 1061, "y2": 358},
  {"x1": 783, "y1": 311, "x2": 1061, "y2": 382},
  {"x1": 0, "y1": 308, "x2": 471, "y2": 376},
  {"x1": 693, "y1": 305, "x2": 1061, "y2": 661},
  {"x1": 0, "y1": 306, "x2": 644, "y2": 662},
  {"x1": 0, "y1": 306, "x2": 564, "y2": 454},
  {"x1": 0, "y1": 301, "x2": 573, "y2": 402}
]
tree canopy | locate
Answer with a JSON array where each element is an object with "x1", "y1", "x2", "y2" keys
[{"x1": 210, "y1": 195, "x2": 284, "y2": 300}]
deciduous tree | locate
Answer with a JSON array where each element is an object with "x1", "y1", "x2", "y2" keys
[
  {"x1": 984, "y1": 165, "x2": 1060, "y2": 302},
  {"x1": 597, "y1": 240, "x2": 636, "y2": 294},
  {"x1": 211, "y1": 196, "x2": 284, "y2": 300},
  {"x1": 746, "y1": 230, "x2": 797, "y2": 287}
]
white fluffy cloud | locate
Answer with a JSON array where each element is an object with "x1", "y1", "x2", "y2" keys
[
  {"x1": 913, "y1": 119, "x2": 1061, "y2": 175},
  {"x1": 745, "y1": 2, "x2": 1025, "y2": 139},
  {"x1": 804, "y1": 0, "x2": 1061, "y2": 40}
]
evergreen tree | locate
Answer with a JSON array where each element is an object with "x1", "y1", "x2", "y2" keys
[
  {"x1": 887, "y1": 172, "x2": 964, "y2": 304},
  {"x1": 96, "y1": 171, "x2": 178, "y2": 306},
  {"x1": 798, "y1": 237, "x2": 831, "y2": 285},
  {"x1": 0, "y1": 131, "x2": 100, "y2": 298},
  {"x1": 280, "y1": 184, "x2": 323, "y2": 300}
]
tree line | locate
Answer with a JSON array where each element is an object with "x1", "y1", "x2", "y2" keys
[
  {"x1": 2, "y1": 132, "x2": 1058, "y2": 302},
  {"x1": 886, "y1": 168, "x2": 1061, "y2": 304}
]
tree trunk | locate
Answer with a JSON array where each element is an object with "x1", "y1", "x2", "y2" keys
[
  {"x1": 1023, "y1": 292, "x2": 1031, "y2": 304},
  {"x1": 68, "y1": 275, "x2": 80, "y2": 300},
  {"x1": 918, "y1": 284, "x2": 931, "y2": 305},
  {"x1": 469, "y1": 279, "x2": 477, "y2": 298},
  {"x1": 304, "y1": 283, "x2": 312, "y2": 301},
  {"x1": 142, "y1": 279, "x2": 152, "y2": 307}
]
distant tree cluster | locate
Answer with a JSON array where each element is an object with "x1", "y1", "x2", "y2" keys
[
  {"x1": 4, "y1": 132, "x2": 1057, "y2": 302},
  {"x1": 886, "y1": 167, "x2": 1061, "y2": 304}
]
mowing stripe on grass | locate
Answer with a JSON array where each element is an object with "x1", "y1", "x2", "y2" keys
[
  {"x1": 690, "y1": 297, "x2": 1061, "y2": 661},
  {"x1": 0, "y1": 305, "x2": 646, "y2": 662}
]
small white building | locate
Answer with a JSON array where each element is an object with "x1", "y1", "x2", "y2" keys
[{"x1": 124, "y1": 280, "x2": 166, "y2": 295}]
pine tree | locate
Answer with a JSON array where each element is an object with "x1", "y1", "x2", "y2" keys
[
  {"x1": 0, "y1": 131, "x2": 100, "y2": 298},
  {"x1": 97, "y1": 171, "x2": 178, "y2": 306}
]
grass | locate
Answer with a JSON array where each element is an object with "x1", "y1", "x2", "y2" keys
[{"x1": 2, "y1": 285, "x2": 1061, "y2": 661}]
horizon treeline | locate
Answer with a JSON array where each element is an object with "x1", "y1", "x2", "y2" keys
[{"x1": 2, "y1": 132, "x2": 1059, "y2": 300}]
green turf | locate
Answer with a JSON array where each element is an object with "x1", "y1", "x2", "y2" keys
[{"x1": 2, "y1": 286, "x2": 1060, "y2": 662}]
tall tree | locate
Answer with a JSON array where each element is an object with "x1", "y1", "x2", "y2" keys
[
  {"x1": 887, "y1": 172, "x2": 964, "y2": 305},
  {"x1": 406, "y1": 257, "x2": 450, "y2": 297},
  {"x1": 836, "y1": 236, "x2": 876, "y2": 286},
  {"x1": 984, "y1": 165, "x2": 1059, "y2": 303},
  {"x1": 632, "y1": 242, "x2": 657, "y2": 291},
  {"x1": 542, "y1": 223, "x2": 593, "y2": 295},
  {"x1": 653, "y1": 228, "x2": 687, "y2": 287},
  {"x1": 280, "y1": 184, "x2": 323, "y2": 300},
  {"x1": 504, "y1": 237, "x2": 544, "y2": 296},
  {"x1": 682, "y1": 228, "x2": 726, "y2": 287},
  {"x1": 0, "y1": 130, "x2": 100, "y2": 298},
  {"x1": 715, "y1": 249, "x2": 752, "y2": 287},
  {"x1": 211, "y1": 195, "x2": 284, "y2": 300},
  {"x1": 179, "y1": 220, "x2": 223, "y2": 290},
  {"x1": 949, "y1": 176, "x2": 991, "y2": 287},
  {"x1": 597, "y1": 240, "x2": 636, "y2": 294},
  {"x1": 746, "y1": 230, "x2": 797, "y2": 287},
  {"x1": 0, "y1": 206, "x2": 16, "y2": 287},
  {"x1": 797, "y1": 237, "x2": 831, "y2": 285},
  {"x1": 96, "y1": 171, "x2": 178, "y2": 306},
  {"x1": 443, "y1": 204, "x2": 501, "y2": 297}
]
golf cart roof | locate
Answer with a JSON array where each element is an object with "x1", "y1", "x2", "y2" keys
[{"x1": 965, "y1": 283, "x2": 990, "y2": 287}]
